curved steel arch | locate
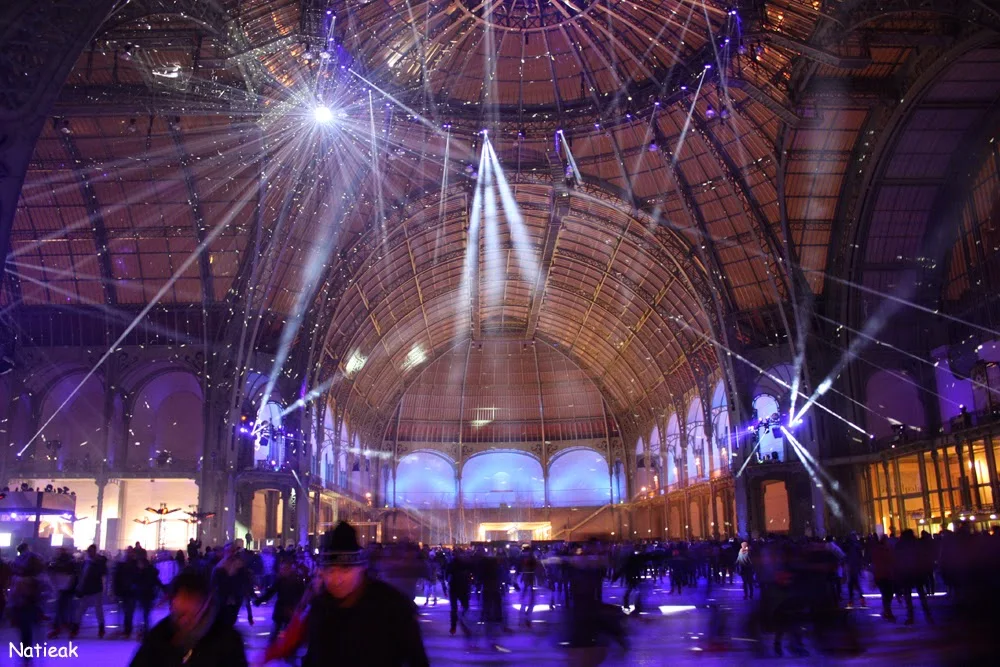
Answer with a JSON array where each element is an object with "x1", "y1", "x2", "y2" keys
[
  {"x1": 322, "y1": 176, "x2": 722, "y2": 343},
  {"x1": 99, "y1": 0, "x2": 231, "y2": 37},
  {"x1": 327, "y1": 227, "x2": 709, "y2": 414},
  {"x1": 0, "y1": 0, "x2": 121, "y2": 265},
  {"x1": 836, "y1": 33, "x2": 1000, "y2": 331},
  {"x1": 120, "y1": 364, "x2": 205, "y2": 406}
]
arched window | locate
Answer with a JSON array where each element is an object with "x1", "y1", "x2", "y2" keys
[
  {"x1": 461, "y1": 451, "x2": 544, "y2": 508},
  {"x1": 634, "y1": 437, "x2": 649, "y2": 491},
  {"x1": 711, "y1": 381, "x2": 731, "y2": 475},
  {"x1": 753, "y1": 394, "x2": 784, "y2": 462},
  {"x1": 647, "y1": 426, "x2": 662, "y2": 491},
  {"x1": 395, "y1": 451, "x2": 456, "y2": 508},
  {"x1": 548, "y1": 448, "x2": 611, "y2": 507},
  {"x1": 129, "y1": 371, "x2": 204, "y2": 468},
  {"x1": 664, "y1": 414, "x2": 680, "y2": 489},
  {"x1": 39, "y1": 373, "x2": 105, "y2": 470},
  {"x1": 686, "y1": 398, "x2": 706, "y2": 482}
]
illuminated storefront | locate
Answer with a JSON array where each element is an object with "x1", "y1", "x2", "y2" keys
[{"x1": 863, "y1": 435, "x2": 999, "y2": 535}]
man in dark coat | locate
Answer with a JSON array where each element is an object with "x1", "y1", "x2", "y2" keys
[
  {"x1": 211, "y1": 542, "x2": 254, "y2": 628},
  {"x1": 130, "y1": 570, "x2": 247, "y2": 667},
  {"x1": 113, "y1": 549, "x2": 140, "y2": 638},
  {"x1": 71, "y1": 544, "x2": 108, "y2": 638},
  {"x1": 254, "y1": 558, "x2": 307, "y2": 642},
  {"x1": 263, "y1": 521, "x2": 429, "y2": 667}
]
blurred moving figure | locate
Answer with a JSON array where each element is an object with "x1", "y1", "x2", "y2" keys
[
  {"x1": 71, "y1": 544, "x2": 108, "y2": 639},
  {"x1": 263, "y1": 521, "x2": 429, "y2": 667},
  {"x1": 9, "y1": 543, "x2": 45, "y2": 662},
  {"x1": 562, "y1": 544, "x2": 627, "y2": 667},
  {"x1": 254, "y1": 558, "x2": 306, "y2": 643},
  {"x1": 130, "y1": 570, "x2": 248, "y2": 667}
]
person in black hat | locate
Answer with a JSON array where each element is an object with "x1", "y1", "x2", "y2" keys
[{"x1": 262, "y1": 521, "x2": 428, "y2": 667}]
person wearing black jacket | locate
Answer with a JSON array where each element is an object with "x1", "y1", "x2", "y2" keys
[
  {"x1": 263, "y1": 521, "x2": 429, "y2": 667},
  {"x1": 71, "y1": 544, "x2": 108, "y2": 639},
  {"x1": 446, "y1": 549, "x2": 473, "y2": 636},
  {"x1": 254, "y1": 558, "x2": 306, "y2": 641},
  {"x1": 48, "y1": 547, "x2": 79, "y2": 638},
  {"x1": 114, "y1": 549, "x2": 140, "y2": 639},
  {"x1": 130, "y1": 570, "x2": 247, "y2": 667},
  {"x1": 135, "y1": 554, "x2": 164, "y2": 637},
  {"x1": 211, "y1": 543, "x2": 254, "y2": 628}
]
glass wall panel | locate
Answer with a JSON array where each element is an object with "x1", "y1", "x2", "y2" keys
[
  {"x1": 923, "y1": 454, "x2": 939, "y2": 492},
  {"x1": 935, "y1": 455, "x2": 954, "y2": 508},
  {"x1": 946, "y1": 449, "x2": 964, "y2": 499},
  {"x1": 903, "y1": 496, "x2": 924, "y2": 528},
  {"x1": 928, "y1": 490, "x2": 941, "y2": 518},
  {"x1": 898, "y1": 456, "x2": 922, "y2": 495},
  {"x1": 966, "y1": 441, "x2": 992, "y2": 507}
]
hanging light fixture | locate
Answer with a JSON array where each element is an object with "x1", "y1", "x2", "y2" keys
[{"x1": 705, "y1": 105, "x2": 716, "y2": 119}]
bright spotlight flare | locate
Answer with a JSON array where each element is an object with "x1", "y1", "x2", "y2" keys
[{"x1": 313, "y1": 105, "x2": 334, "y2": 124}]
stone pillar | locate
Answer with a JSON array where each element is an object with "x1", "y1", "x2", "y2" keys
[
  {"x1": 281, "y1": 488, "x2": 293, "y2": 545},
  {"x1": 710, "y1": 484, "x2": 720, "y2": 539},
  {"x1": 94, "y1": 478, "x2": 106, "y2": 550},
  {"x1": 0, "y1": 371, "x2": 24, "y2": 488},
  {"x1": 265, "y1": 490, "x2": 279, "y2": 539},
  {"x1": 985, "y1": 435, "x2": 1000, "y2": 514},
  {"x1": 918, "y1": 452, "x2": 932, "y2": 527},
  {"x1": 100, "y1": 362, "x2": 117, "y2": 469},
  {"x1": 312, "y1": 490, "x2": 321, "y2": 536},
  {"x1": 735, "y1": 471, "x2": 750, "y2": 540},
  {"x1": 930, "y1": 449, "x2": 946, "y2": 526},
  {"x1": 296, "y1": 484, "x2": 310, "y2": 547},
  {"x1": 456, "y1": 472, "x2": 464, "y2": 543},
  {"x1": 881, "y1": 460, "x2": 895, "y2": 534}
]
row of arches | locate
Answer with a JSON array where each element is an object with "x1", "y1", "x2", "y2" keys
[
  {"x1": 635, "y1": 379, "x2": 736, "y2": 493},
  {"x1": 2, "y1": 369, "x2": 206, "y2": 468},
  {"x1": 389, "y1": 448, "x2": 627, "y2": 509}
]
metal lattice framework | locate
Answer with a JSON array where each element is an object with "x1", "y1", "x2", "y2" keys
[{"x1": 2, "y1": 0, "x2": 1000, "y2": 468}]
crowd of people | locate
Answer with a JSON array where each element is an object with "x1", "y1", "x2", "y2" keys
[{"x1": 0, "y1": 523, "x2": 998, "y2": 665}]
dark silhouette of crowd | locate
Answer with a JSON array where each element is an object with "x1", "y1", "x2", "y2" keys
[{"x1": 1, "y1": 521, "x2": 999, "y2": 666}]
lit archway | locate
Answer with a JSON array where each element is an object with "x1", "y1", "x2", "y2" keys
[
  {"x1": 129, "y1": 371, "x2": 204, "y2": 467},
  {"x1": 548, "y1": 448, "x2": 611, "y2": 507},
  {"x1": 461, "y1": 451, "x2": 544, "y2": 508},
  {"x1": 711, "y1": 380, "x2": 731, "y2": 476},
  {"x1": 38, "y1": 373, "x2": 105, "y2": 469},
  {"x1": 395, "y1": 451, "x2": 457, "y2": 509},
  {"x1": 762, "y1": 480, "x2": 790, "y2": 534},
  {"x1": 686, "y1": 398, "x2": 706, "y2": 482}
]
